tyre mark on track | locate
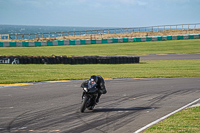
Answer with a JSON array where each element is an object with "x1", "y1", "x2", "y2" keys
[
  {"x1": 6, "y1": 104, "x2": 80, "y2": 133},
  {"x1": 5, "y1": 88, "x2": 199, "y2": 133}
]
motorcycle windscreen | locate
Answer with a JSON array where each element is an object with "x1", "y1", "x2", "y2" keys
[
  {"x1": 88, "y1": 81, "x2": 98, "y2": 93},
  {"x1": 88, "y1": 81, "x2": 97, "y2": 88}
]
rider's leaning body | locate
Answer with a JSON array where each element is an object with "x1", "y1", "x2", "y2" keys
[{"x1": 81, "y1": 75, "x2": 107, "y2": 103}]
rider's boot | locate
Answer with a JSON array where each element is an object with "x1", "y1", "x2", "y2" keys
[{"x1": 96, "y1": 93, "x2": 101, "y2": 103}]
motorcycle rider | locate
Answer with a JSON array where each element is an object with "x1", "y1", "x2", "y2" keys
[{"x1": 81, "y1": 75, "x2": 107, "y2": 103}]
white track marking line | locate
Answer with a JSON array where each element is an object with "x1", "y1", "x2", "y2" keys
[{"x1": 134, "y1": 98, "x2": 200, "y2": 133}]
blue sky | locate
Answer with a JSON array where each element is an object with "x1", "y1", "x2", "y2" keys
[{"x1": 0, "y1": 0, "x2": 200, "y2": 27}]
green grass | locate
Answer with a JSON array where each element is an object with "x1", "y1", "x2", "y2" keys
[
  {"x1": 0, "y1": 39, "x2": 200, "y2": 56},
  {"x1": 144, "y1": 106, "x2": 200, "y2": 133},
  {"x1": 1, "y1": 39, "x2": 200, "y2": 132},
  {"x1": 1, "y1": 39, "x2": 199, "y2": 132},
  {"x1": 0, "y1": 59, "x2": 200, "y2": 84}
]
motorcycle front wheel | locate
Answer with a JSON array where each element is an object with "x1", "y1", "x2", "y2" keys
[
  {"x1": 80, "y1": 95, "x2": 88, "y2": 113},
  {"x1": 87, "y1": 106, "x2": 94, "y2": 110}
]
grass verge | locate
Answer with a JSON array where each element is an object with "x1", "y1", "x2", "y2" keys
[
  {"x1": 0, "y1": 59, "x2": 200, "y2": 84},
  {"x1": 144, "y1": 106, "x2": 200, "y2": 133},
  {"x1": 0, "y1": 39, "x2": 200, "y2": 56}
]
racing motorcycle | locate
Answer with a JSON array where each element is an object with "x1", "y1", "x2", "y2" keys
[{"x1": 80, "y1": 80, "x2": 99, "y2": 113}]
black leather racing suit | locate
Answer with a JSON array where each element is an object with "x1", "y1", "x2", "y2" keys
[{"x1": 81, "y1": 75, "x2": 107, "y2": 102}]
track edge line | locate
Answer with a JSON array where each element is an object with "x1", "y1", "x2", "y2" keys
[{"x1": 133, "y1": 98, "x2": 200, "y2": 133}]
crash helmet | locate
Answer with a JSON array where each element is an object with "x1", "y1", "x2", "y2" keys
[{"x1": 89, "y1": 75, "x2": 98, "y2": 83}]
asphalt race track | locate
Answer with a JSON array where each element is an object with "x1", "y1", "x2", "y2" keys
[
  {"x1": 0, "y1": 77, "x2": 200, "y2": 133},
  {"x1": 0, "y1": 54, "x2": 200, "y2": 133},
  {"x1": 139, "y1": 53, "x2": 200, "y2": 61}
]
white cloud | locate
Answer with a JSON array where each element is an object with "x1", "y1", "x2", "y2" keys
[
  {"x1": 74, "y1": 0, "x2": 148, "y2": 6},
  {"x1": 117, "y1": 0, "x2": 147, "y2": 6},
  {"x1": 137, "y1": 1, "x2": 148, "y2": 6},
  {"x1": 8, "y1": 0, "x2": 148, "y2": 9}
]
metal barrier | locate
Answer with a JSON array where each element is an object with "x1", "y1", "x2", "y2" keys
[
  {"x1": 2, "y1": 23, "x2": 200, "y2": 40},
  {"x1": 0, "y1": 34, "x2": 9, "y2": 40}
]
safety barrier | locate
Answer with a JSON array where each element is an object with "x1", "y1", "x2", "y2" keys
[
  {"x1": 0, "y1": 56, "x2": 140, "y2": 64},
  {"x1": 4, "y1": 23, "x2": 200, "y2": 40},
  {"x1": 0, "y1": 34, "x2": 200, "y2": 47}
]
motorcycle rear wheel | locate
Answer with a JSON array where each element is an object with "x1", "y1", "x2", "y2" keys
[{"x1": 80, "y1": 95, "x2": 88, "y2": 113}]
